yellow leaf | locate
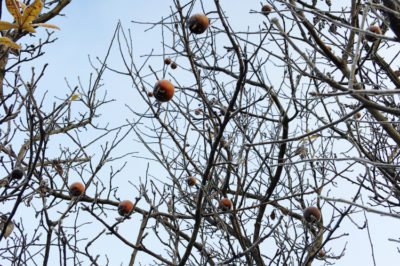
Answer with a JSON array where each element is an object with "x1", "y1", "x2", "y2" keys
[
  {"x1": 0, "y1": 21, "x2": 18, "y2": 30},
  {"x1": 16, "y1": 0, "x2": 27, "y2": 10},
  {"x1": 0, "y1": 37, "x2": 21, "y2": 49},
  {"x1": 21, "y1": 0, "x2": 43, "y2": 28},
  {"x1": 23, "y1": 25, "x2": 36, "y2": 32},
  {"x1": 71, "y1": 94, "x2": 80, "y2": 101},
  {"x1": 34, "y1": 23, "x2": 60, "y2": 30},
  {"x1": 299, "y1": 134, "x2": 320, "y2": 141},
  {"x1": 5, "y1": 0, "x2": 22, "y2": 25}
]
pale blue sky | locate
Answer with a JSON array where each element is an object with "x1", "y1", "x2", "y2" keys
[{"x1": 3, "y1": 1, "x2": 399, "y2": 265}]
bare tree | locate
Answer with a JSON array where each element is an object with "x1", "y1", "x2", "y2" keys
[{"x1": 2, "y1": 0, "x2": 400, "y2": 265}]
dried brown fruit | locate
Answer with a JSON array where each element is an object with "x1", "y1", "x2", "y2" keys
[
  {"x1": 118, "y1": 200, "x2": 134, "y2": 216},
  {"x1": 219, "y1": 198, "x2": 232, "y2": 211},
  {"x1": 153, "y1": 80, "x2": 174, "y2": 102},
  {"x1": 188, "y1": 14, "x2": 209, "y2": 34},
  {"x1": 164, "y1": 58, "x2": 172, "y2": 65},
  {"x1": 69, "y1": 182, "x2": 85, "y2": 197},
  {"x1": 187, "y1": 176, "x2": 196, "y2": 186},
  {"x1": 303, "y1": 206, "x2": 321, "y2": 223},
  {"x1": 261, "y1": 5, "x2": 272, "y2": 16},
  {"x1": 365, "y1": 26, "x2": 381, "y2": 42}
]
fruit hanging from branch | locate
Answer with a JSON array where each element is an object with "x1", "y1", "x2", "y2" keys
[
  {"x1": 365, "y1": 25, "x2": 382, "y2": 42},
  {"x1": 303, "y1": 206, "x2": 321, "y2": 223},
  {"x1": 118, "y1": 200, "x2": 134, "y2": 216},
  {"x1": 318, "y1": 250, "x2": 326, "y2": 258},
  {"x1": 186, "y1": 176, "x2": 196, "y2": 186},
  {"x1": 153, "y1": 80, "x2": 174, "y2": 102},
  {"x1": 69, "y1": 182, "x2": 85, "y2": 197},
  {"x1": 188, "y1": 14, "x2": 209, "y2": 34},
  {"x1": 261, "y1": 5, "x2": 272, "y2": 17},
  {"x1": 164, "y1": 58, "x2": 172, "y2": 65},
  {"x1": 11, "y1": 168, "x2": 23, "y2": 180},
  {"x1": 219, "y1": 198, "x2": 232, "y2": 211}
]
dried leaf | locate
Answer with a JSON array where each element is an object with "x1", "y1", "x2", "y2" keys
[
  {"x1": 2, "y1": 221, "x2": 14, "y2": 238},
  {"x1": 5, "y1": 0, "x2": 22, "y2": 24},
  {"x1": 26, "y1": 195, "x2": 33, "y2": 207},
  {"x1": 0, "y1": 21, "x2": 18, "y2": 30},
  {"x1": 0, "y1": 178, "x2": 8, "y2": 188},
  {"x1": 21, "y1": 0, "x2": 43, "y2": 28},
  {"x1": 34, "y1": 23, "x2": 60, "y2": 30},
  {"x1": 0, "y1": 37, "x2": 21, "y2": 49},
  {"x1": 55, "y1": 165, "x2": 63, "y2": 176},
  {"x1": 294, "y1": 145, "x2": 308, "y2": 158},
  {"x1": 270, "y1": 209, "x2": 276, "y2": 220},
  {"x1": 52, "y1": 161, "x2": 63, "y2": 176},
  {"x1": 299, "y1": 134, "x2": 320, "y2": 141},
  {"x1": 16, "y1": 0, "x2": 27, "y2": 10},
  {"x1": 71, "y1": 94, "x2": 80, "y2": 101},
  {"x1": 167, "y1": 198, "x2": 173, "y2": 213},
  {"x1": 23, "y1": 25, "x2": 36, "y2": 32}
]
